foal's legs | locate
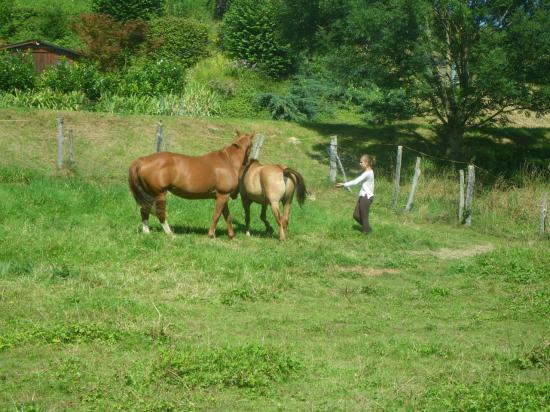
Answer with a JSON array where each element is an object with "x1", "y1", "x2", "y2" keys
[
  {"x1": 282, "y1": 198, "x2": 292, "y2": 231},
  {"x1": 260, "y1": 204, "x2": 273, "y2": 235},
  {"x1": 242, "y1": 198, "x2": 252, "y2": 236},
  {"x1": 154, "y1": 192, "x2": 173, "y2": 235},
  {"x1": 270, "y1": 201, "x2": 285, "y2": 241},
  {"x1": 208, "y1": 193, "x2": 231, "y2": 238}
]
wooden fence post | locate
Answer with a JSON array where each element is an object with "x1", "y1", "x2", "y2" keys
[
  {"x1": 464, "y1": 164, "x2": 475, "y2": 227},
  {"x1": 405, "y1": 156, "x2": 421, "y2": 212},
  {"x1": 391, "y1": 145, "x2": 402, "y2": 209},
  {"x1": 329, "y1": 135, "x2": 337, "y2": 182},
  {"x1": 250, "y1": 133, "x2": 265, "y2": 160},
  {"x1": 56, "y1": 117, "x2": 64, "y2": 169},
  {"x1": 155, "y1": 121, "x2": 164, "y2": 152},
  {"x1": 67, "y1": 128, "x2": 74, "y2": 166},
  {"x1": 458, "y1": 169, "x2": 465, "y2": 223},
  {"x1": 540, "y1": 192, "x2": 548, "y2": 236}
]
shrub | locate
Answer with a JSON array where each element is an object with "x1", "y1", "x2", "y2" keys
[
  {"x1": 258, "y1": 93, "x2": 304, "y2": 121},
  {"x1": 38, "y1": 61, "x2": 103, "y2": 100},
  {"x1": 220, "y1": 0, "x2": 293, "y2": 78},
  {"x1": 95, "y1": 87, "x2": 220, "y2": 117},
  {"x1": 145, "y1": 16, "x2": 209, "y2": 68},
  {"x1": 0, "y1": 52, "x2": 35, "y2": 92},
  {"x1": 258, "y1": 76, "x2": 336, "y2": 121},
  {"x1": 114, "y1": 59, "x2": 187, "y2": 97},
  {"x1": 0, "y1": 88, "x2": 88, "y2": 110},
  {"x1": 92, "y1": 0, "x2": 164, "y2": 22}
]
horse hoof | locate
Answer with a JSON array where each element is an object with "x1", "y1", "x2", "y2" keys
[{"x1": 246, "y1": 231, "x2": 251, "y2": 237}]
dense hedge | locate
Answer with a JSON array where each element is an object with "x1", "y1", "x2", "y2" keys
[
  {"x1": 146, "y1": 16, "x2": 209, "y2": 68},
  {"x1": 220, "y1": 0, "x2": 292, "y2": 78}
]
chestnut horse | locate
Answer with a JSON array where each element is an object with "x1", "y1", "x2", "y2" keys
[
  {"x1": 239, "y1": 160, "x2": 307, "y2": 241},
  {"x1": 128, "y1": 131, "x2": 254, "y2": 238}
]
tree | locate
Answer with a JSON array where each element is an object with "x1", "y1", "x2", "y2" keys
[
  {"x1": 72, "y1": 13, "x2": 147, "y2": 71},
  {"x1": 91, "y1": 0, "x2": 164, "y2": 22},
  {"x1": 220, "y1": 0, "x2": 293, "y2": 78},
  {"x1": 345, "y1": 0, "x2": 550, "y2": 158},
  {"x1": 0, "y1": 0, "x2": 16, "y2": 41}
]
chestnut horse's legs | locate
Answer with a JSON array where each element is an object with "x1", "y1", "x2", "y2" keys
[
  {"x1": 154, "y1": 193, "x2": 172, "y2": 235},
  {"x1": 208, "y1": 193, "x2": 232, "y2": 239},
  {"x1": 222, "y1": 202, "x2": 236, "y2": 239},
  {"x1": 140, "y1": 207, "x2": 151, "y2": 234},
  {"x1": 242, "y1": 198, "x2": 252, "y2": 236},
  {"x1": 260, "y1": 204, "x2": 273, "y2": 235},
  {"x1": 270, "y1": 201, "x2": 285, "y2": 241}
]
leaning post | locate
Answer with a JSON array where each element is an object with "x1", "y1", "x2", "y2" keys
[
  {"x1": 540, "y1": 192, "x2": 548, "y2": 236},
  {"x1": 405, "y1": 156, "x2": 421, "y2": 212},
  {"x1": 329, "y1": 135, "x2": 338, "y2": 183},
  {"x1": 391, "y1": 145, "x2": 403, "y2": 209},
  {"x1": 67, "y1": 128, "x2": 74, "y2": 166},
  {"x1": 464, "y1": 164, "x2": 475, "y2": 227},
  {"x1": 335, "y1": 152, "x2": 351, "y2": 192},
  {"x1": 458, "y1": 169, "x2": 465, "y2": 223}
]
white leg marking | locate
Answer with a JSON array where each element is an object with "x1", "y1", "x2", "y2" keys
[
  {"x1": 161, "y1": 221, "x2": 173, "y2": 235},
  {"x1": 142, "y1": 220, "x2": 150, "y2": 234}
]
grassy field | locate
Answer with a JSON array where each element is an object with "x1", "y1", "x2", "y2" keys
[{"x1": 0, "y1": 108, "x2": 549, "y2": 411}]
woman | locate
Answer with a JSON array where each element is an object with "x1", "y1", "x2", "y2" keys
[{"x1": 336, "y1": 154, "x2": 375, "y2": 234}]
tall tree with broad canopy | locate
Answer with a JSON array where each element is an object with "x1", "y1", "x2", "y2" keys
[{"x1": 344, "y1": 0, "x2": 550, "y2": 158}]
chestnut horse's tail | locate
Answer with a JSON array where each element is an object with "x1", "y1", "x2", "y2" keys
[
  {"x1": 283, "y1": 168, "x2": 307, "y2": 207},
  {"x1": 128, "y1": 160, "x2": 155, "y2": 209}
]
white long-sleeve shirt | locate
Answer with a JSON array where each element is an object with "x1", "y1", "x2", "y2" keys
[{"x1": 343, "y1": 169, "x2": 374, "y2": 198}]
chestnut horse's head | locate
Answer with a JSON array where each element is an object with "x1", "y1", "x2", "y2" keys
[{"x1": 232, "y1": 130, "x2": 255, "y2": 166}]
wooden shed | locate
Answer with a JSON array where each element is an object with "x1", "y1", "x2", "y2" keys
[{"x1": 0, "y1": 39, "x2": 80, "y2": 73}]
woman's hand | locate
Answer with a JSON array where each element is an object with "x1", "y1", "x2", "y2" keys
[{"x1": 335, "y1": 183, "x2": 344, "y2": 188}]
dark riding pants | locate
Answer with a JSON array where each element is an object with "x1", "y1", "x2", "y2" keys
[{"x1": 353, "y1": 196, "x2": 373, "y2": 233}]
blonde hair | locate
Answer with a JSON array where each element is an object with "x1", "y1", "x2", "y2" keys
[{"x1": 361, "y1": 154, "x2": 376, "y2": 167}]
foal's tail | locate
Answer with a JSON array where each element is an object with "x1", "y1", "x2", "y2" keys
[
  {"x1": 128, "y1": 160, "x2": 154, "y2": 209},
  {"x1": 283, "y1": 168, "x2": 307, "y2": 207}
]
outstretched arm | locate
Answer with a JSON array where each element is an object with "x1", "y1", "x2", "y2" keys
[{"x1": 342, "y1": 171, "x2": 368, "y2": 187}]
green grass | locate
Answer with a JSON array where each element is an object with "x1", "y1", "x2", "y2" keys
[{"x1": 0, "y1": 108, "x2": 549, "y2": 410}]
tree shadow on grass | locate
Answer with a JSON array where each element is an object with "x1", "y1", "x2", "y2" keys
[{"x1": 302, "y1": 121, "x2": 550, "y2": 180}]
